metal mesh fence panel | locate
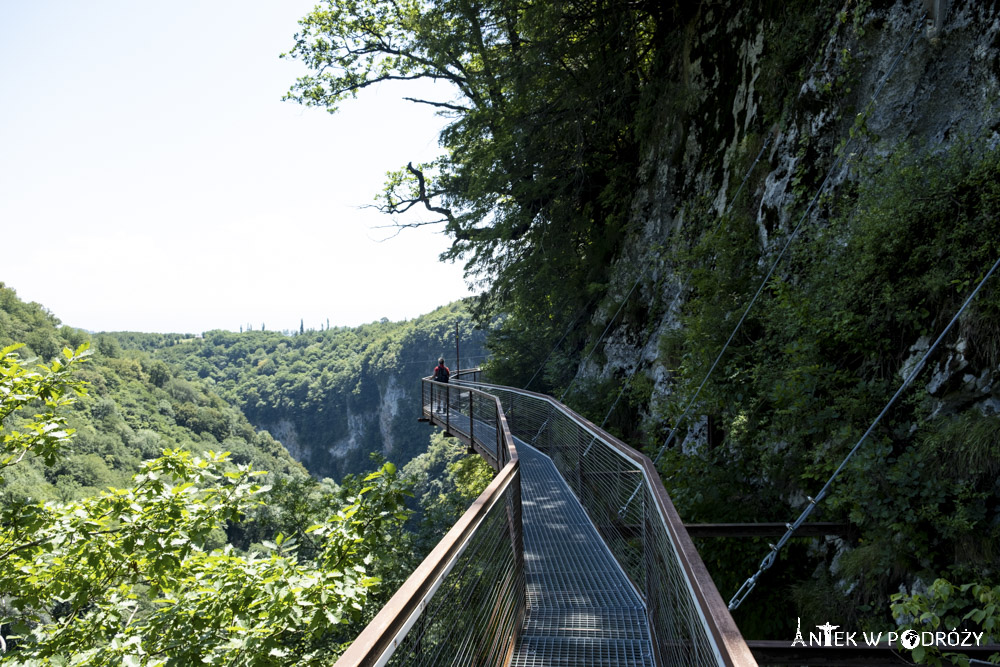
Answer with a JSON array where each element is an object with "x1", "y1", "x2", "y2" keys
[
  {"x1": 387, "y1": 480, "x2": 524, "y2": 667},
  {"x1": 336, "y1": 380, "x2": 523, "y2": 667},
  {"x1": 482, "y1": 385, "x2": 726, "y2": 666}
]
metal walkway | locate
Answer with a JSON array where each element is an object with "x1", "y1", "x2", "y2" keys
[
  {"x1": 512, "y1": 439, "x2": 655, "y2": 666},
  {"x1": 335, "y1": 377, "x2": 756, "y2": 666},
  {"x1": 417, "y1": 405, "x2": 655, "y2": 664}
]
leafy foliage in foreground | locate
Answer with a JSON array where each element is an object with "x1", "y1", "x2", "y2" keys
[
  {"x1": 0, "y1": 284, "x2": 306, "y2": 508},
  {"x1": 0, "y1": 346, "x2": 412, "y2": 665},
  {"x1": 891, "y1": 579, "x2": 1000, "y2": 666}
]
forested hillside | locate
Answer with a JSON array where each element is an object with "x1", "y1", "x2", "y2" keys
[
  {"x1": 0, "y1": 283, "x2": 306, "y2": 505},
  {"x1": 113, "y1": 301, "x2": 485, "y2": 480},
  {"x1": 285, "y1": 0, "x2": 1000, "y2": 652}
]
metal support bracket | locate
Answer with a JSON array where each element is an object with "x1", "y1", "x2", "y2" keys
[{"x1": 922, "y1": 0, "x2": 950, "y2": 37}]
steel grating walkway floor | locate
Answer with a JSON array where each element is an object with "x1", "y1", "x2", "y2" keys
[{"x1": 510, "y1": 438, "x2": 655, "y2": 667}]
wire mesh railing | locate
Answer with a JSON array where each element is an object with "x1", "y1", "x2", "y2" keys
[
  {"x1": 383, "y1": 479, "x2": 523, "y2": 667},
  {"x1": 469, "y1": 380, "x2": 755, "y2": 667},
  {"x1": 338, "y1": 369, "x2": 752, "y2": 666},
  {"x1": 453, "y1": 368, "x2": 482, "y2": 383},
  {"x1": 334, "y1": 379, "x2": 523, "y2": 667},
  {"x1": 423, "y1": 375, "x2": 509, "y2": 470}
]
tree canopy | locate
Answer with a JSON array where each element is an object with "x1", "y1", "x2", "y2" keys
[
  {"x1": 0, "y1": 344, "x2": 413, "y2": 664},
  {"x1": 283, "y1": 0, "x2": 658, "y2": 333}
]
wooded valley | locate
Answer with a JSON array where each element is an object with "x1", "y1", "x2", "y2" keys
[{"x1": 3, "y1": 0, "x2": 1000, "y2": 664}]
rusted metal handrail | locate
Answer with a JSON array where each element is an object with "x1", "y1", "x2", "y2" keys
[
  {"x1": 453, "y1": 368, "x2": 481, "y2": 383},
  {"x1": 333, "y1": 378, "x2": 522, "y2": 667}
]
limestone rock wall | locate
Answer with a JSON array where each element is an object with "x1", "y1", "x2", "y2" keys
[{"x1": 587, "y1": 0, "x2": 1000, "y2": 432}]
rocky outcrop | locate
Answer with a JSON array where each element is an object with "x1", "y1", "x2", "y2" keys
[
  {"x1": 588, "y1": 0, "x2": 1000, "y2": 434},
  {"x1": 264, "y1": 419, "x2": 303, "y2": 461},
  {"x1": 378, "y1": 375, "x2": 407, "y2": 457}
]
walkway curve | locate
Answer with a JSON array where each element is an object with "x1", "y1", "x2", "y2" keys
[{"x1": 511, "y1": 438, "x2": 655, "y2": 666}]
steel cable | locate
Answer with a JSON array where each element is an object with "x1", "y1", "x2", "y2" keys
[
  {"x1": 597, "y1": 133, "x2": 775, "y2": 432},
  {"x1": 522, "y1": 298, "x2": 596, "y2": 391},
  {"x1": 729, "y1": 251, "x2": 1000, "y2": 610},
  {"x1": 650, "y1": 11, "x2": 927, "y2": 468}
]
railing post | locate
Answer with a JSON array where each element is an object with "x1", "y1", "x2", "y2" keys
[
  {"x1": 497, "y1": 411, "x2": 503, "y2": 466},
  {"x1": 576, "y1": 436, "x2": 583, "y2": 497},
  {"x1": 545, "y1": 405, "x2": 558, "y2": 459},
  {"x1": 422, "y1": 380, "x2": 430, "y2": 421},
  {"x1": 446, "y1": 383, "x2": 450, "y2": 435},
  {"x1": 470, "y1": 389, "x2": 475, "y2": 449},
  {"x1": 415, "y1": 610, "x2": 425, "y2": 661}
]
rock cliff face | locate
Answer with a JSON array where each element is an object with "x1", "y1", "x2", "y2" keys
[
  {"x1": 377, "y1": 375, "x2": 408, "y2": 457},
  {"x1": 148, "y1": 304, "x2": 488, "y2": 483},
  {"x1": 256, "y1": 347, "x2": 485, "y2": 481},
  {"x1": 592, "y1": 0, "x2": 1000, "y2": 430},
  {"x1": 566, "y1": 0, "x2": 1000, "y2": 630}
]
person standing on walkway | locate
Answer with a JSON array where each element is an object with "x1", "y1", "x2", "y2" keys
[{"x1": 433, "y1": 357, "x2": 450, "y2": 412}]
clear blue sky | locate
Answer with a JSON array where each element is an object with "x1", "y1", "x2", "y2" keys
[{"x1": 0, "y1": 1, "x2": 470, "y2": 334}]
